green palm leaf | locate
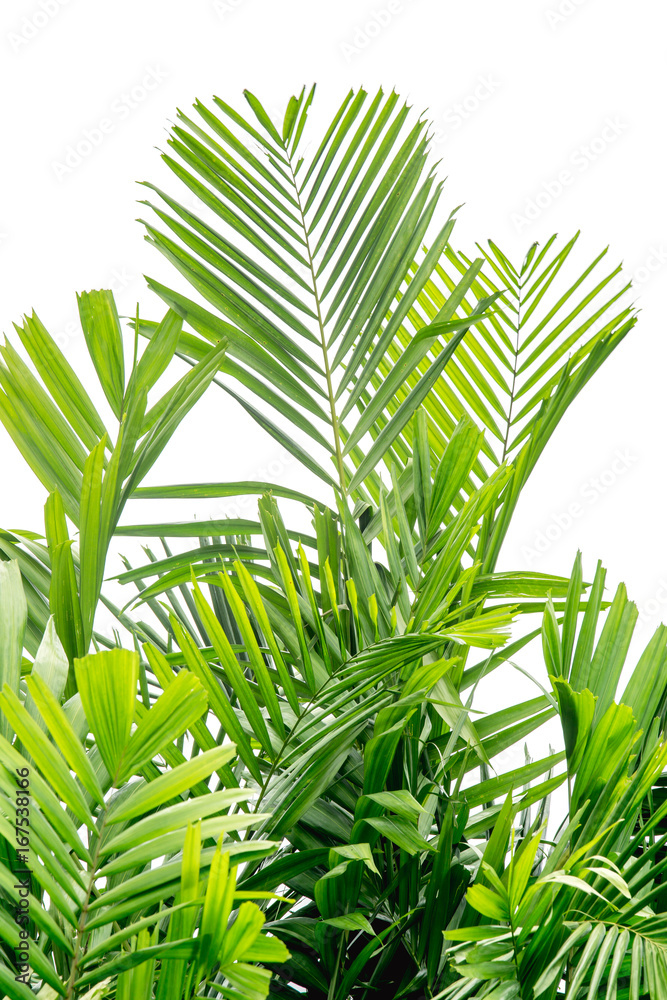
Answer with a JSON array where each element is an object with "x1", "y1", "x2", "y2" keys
[
  {"x1": 138, "y1": 85, "x2": 496, "y2": 503},
  {"x1": 0, "y1": 646, "x2": 284, "y2": 997}
]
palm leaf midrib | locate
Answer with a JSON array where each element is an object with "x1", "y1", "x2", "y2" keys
[
  {"x1": 283, "y1": 147, "x2": 348, "y2": 498},
  {"x1": 499, "y1": 276, "x2": 524, "y2": 467}
]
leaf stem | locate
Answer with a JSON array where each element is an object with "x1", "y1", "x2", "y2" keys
[
  {"x1": 66, "y1": 808, "x2": 110, "y2": 1000},
  {"x1": 500, "y1": 276, "x2": 523, "y2": 465},
  {"x1": 284, "y1": 152, "x2": 348, "y2": 498}
]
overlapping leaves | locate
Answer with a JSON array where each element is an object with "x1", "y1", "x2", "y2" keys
[{"x1": 0, "y1": 621, "x2": 285, "y2": 999}]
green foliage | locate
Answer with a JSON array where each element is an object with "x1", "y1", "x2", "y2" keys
[
  {"x1": 0, "y1": 622, "x2": 286, "y2": 999},
  {"x1": 1, "y1": 84, "x2": 663, "y2": 1000},
  {"x1": 0, "y1": 294, "x2": 227, "y2": 690}
]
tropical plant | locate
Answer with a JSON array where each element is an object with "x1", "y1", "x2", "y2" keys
[
  {"x1": 133, "y1": 84, "x2": 635, "y2": 576},
  {"x1": 0, "y1": 564, "x2": 288, "y2": 1000},
  {"x1": 0, "y1": 84, "x2": 663, "y2": 1000},
  {"x1": 0, "y1": 292, "x2": 226, "y2": 685},
  {"x1": 440, "y1": 578, "x2": 667, "y2": 998}
]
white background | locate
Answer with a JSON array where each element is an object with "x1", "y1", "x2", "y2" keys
[{"x1": 0, "y1": 0, "x2": 666, "y2": 751}]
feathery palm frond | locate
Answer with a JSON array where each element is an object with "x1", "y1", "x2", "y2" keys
[
  {"x1": 0, "y1": 83, "x2": 653, "y2": 1000},
  {"x1": 134, "y1": 89, "x2": 636, "y2": 582},
  {"x1": 444, "y1": 737, "x2": 667, "y2": 999},
  {"x1": 136, "y1": 85, "x2": 499, "y2": 505},
  {"x1": 0, "y1": 293, "x2": 228, "y2": 689},
  {"x1": 0, "y1": 613, "x2": 285, "y2": 998}
]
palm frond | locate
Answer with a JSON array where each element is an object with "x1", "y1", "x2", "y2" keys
[
  {"x1": 137, "y1": 85, "x2": 499, "y2": 504},
  {"x1": 0, "y1": 642, "x2": 285, "y2": 997}
]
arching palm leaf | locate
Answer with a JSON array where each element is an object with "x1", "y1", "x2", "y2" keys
[
  {"x1": 137, "y1": 85, "x2": 497, "y2": 504},
  {"x1": 136, "y1": 89, "x2": 636, "y2": 586},
  {"x1": 0, "y1": 639, "x2": 286, "y2": 998}
]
